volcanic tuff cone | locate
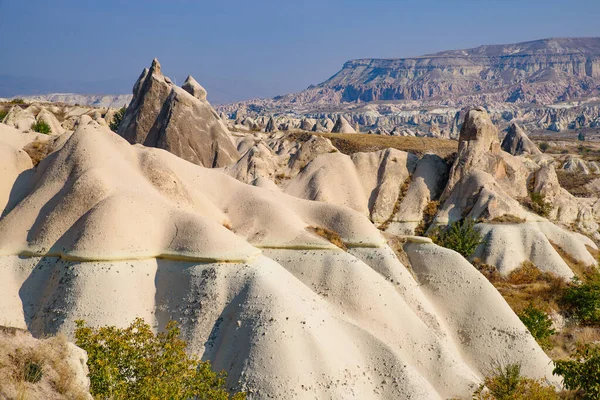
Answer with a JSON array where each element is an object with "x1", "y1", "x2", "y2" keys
[{"x1": 118, "y1": 59, "x2": 239, "y2": 167}]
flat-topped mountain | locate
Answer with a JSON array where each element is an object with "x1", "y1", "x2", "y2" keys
[{"x1": 278, "y1": 37, "x2": 600, "y2": 105}]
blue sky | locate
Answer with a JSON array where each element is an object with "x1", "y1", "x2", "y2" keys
[{"x1": 1, "y1": 0, "x2": 599, "y2": 102}]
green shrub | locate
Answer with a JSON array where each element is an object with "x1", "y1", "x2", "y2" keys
[
  {"x1": 109, "y1": 107, "x2": 126, "y2": 132},
  {"x1": 528, "y1": 192, "x2": 552, "y2": 218},
  {"x1": 30, "y1": 119, "x2": 52, "y2": 134},
  {"x1": 75, "y1": 318, "x2": 246, "y2": 400},
  {"x1": 428, "y1": 218, "x2": 483, "y2": 258},
  {"x1": 554, "y1": 343, "x2": 600, "y2": 399},
  {"x1": 561, "y1": 271, "x2": 600, "y2": 325},
  {"x1": 23, "y1": 360, "x2": 43, "y2": 383},
  {"x1": 474, "y1": 363, "x2": 559, "y2": 399},
  {"x1": 518, "y1": 304, "x2": 555, "y2": 349},
  {"x1": 539, "y1": 142, "x2": 550, "y2": 153},
  {"x1": 0, "y1": 110, "x2": 7, "y2": 122},
  {"x1": 9, "y1": 98, "x2": 25, "y2": 104}
]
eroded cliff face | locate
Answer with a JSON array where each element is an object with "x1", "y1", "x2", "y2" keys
[{"x1": 302, "y1": 38, "x2": 600, "y2": 104}]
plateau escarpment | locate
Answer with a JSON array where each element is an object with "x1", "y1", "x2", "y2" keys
[{"x1": 217, "y1": 37, "x2": 600, "y2": 139}]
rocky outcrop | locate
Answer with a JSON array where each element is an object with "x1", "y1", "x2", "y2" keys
[
  {"x1": 501, "y1": 123, "x2": 541, "y2": 155},
  {"x1": 0, "y1": 327, "x2": 92, "y2": 400},
  {"x1": 331, "y1": 115, "x2": 356, "y2": 133},
  {"x1": 118, "y1": 59, "x2": 239, "y2": 167}
]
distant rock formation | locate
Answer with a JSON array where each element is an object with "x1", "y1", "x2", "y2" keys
[
  {"x1": 331, "y1": 115, "x2": 356, "y2": 133},
  {"x1": 118, "y1": 59, "x2": 239, "y2": 167},
  {"x1": 264, "y1": 116, "x2": 278, "y2": 133},
  {"x1": 501, "y1": 123, "x2": 541, "y2": 155}
]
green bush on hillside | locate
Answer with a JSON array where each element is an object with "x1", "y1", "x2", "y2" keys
[
  {"x1": 518, "y1": 304, "x2": 555, "y2": 349},
  {"x1": 74, "y1": 318, "x2": 246, "y2": 400},
  {"x1": 554, "y1": 343, "x2": 600, "y2": 399},
  {"x1": 30, "y1": 119, "x2": 52, "y2": 134},
  {"x1": 428, "y1": 218, "x2": 483, "y2": 258},
  {"x1": 528, "y1": 192, "x2": 552, "y2": 217},
  {"x1": 109, "y1": 107, "x2": 126, "y2": 132},
  {"x1": 561, "y1": 271, "x2": 600, "y2": 325},
  {"x1": 473, "y1": 363, "x2": 559, "y2": 399}
]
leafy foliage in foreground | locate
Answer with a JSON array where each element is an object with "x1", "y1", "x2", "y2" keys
[
  {"x1": 428, "y1": 218, "x2": 483, "y2": 258},
  {"x1": 518, "y1": 304, "x2": 555, "y2": 350},
  {"x1": 74, "y1": 318, "x2": 245, "y2": 400},
  {"x1": 30, "y1": 119, "x2": 52, "y2": 134},
  {"x1": 561, "y1": 270, "x2": 600, "y2": 326},
  {"x1": 554, "y1": 343, "x2": 600, "y2": 399},
  {"x1": 473, "y1": 363, "x2": 559, "y2": 399},
  {"x1": 109, "y1": 107, "x2": 126, "y2": 132}
]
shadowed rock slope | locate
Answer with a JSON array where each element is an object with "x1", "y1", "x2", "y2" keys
[{"x1": 118, "y1": 59, "x2": 239, "y2": 167}]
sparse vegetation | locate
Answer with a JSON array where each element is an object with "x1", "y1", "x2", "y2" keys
[
  {"x1": 488, "y1": 214, "x2": 526, "y2": 224},
  {"x1": 0, "y1": 110, "x2": 7, "y2": 122},
  {"x1": 287, "y1": 132, "x2": 457, "y2": 158},
  {"x1": 428, "y1": 218, "x2": 483, "y2": 258},
  {"x1": 75, "y1": 318, "x2": 246, "y2": 400},
  {"x1": 473, "y1": 363, "x2": 559, "y2": 399},
  {"x1": 526, "y1": 191, "x2": 553, "y2": 218},
  {"x1": 30, "y1": 119, "x2": 52, "y2": 134},
  {"x1": 474, "y1": 260, "x2": 567, "y2": 316},
  {"x1": 109, "y1": 107, "x2": 126, "y2": 132},
  {"x1": 307, "y1": 226, "x2": 347, "y2": 250},
  {"x1": 556, "y1": 170, "x2": 597, "y2": 198},
  {"x1": 0, "y1": 327, "x2": 89, "y2": 399},
  {"x1": 9, "y1": 98, "x2": 25, "y2": 105},
  {"x1": 554, "y1": 343, "x2": 600, "y2": 399},
  {"x1": 414, "y1": 200, "x2": 439, "y2": 236},
  {"x1": 23, "y1": 139, "x2": 53, "y2": 166},
  {"x1": 561, "y1": 270, "x2": 600, "y2": 326},
  {"x1": 519, "y1": 304, "x2": 556, "y2": 349},
  {"x1": 539, "y1": 142, "x2": 550, "y2": 153}
]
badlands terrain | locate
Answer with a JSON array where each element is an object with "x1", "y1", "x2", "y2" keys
[{"x1": 0, "y1": 57, "x2": 599, "y2": 399}]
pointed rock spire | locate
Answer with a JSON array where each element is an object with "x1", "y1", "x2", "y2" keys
[{"x1": 182, "y1": 75, "x2": 207, "y2": 101}]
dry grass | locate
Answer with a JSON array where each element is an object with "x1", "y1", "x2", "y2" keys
[
  {"x1": 475, "y1": 261, "x2": 568, "y2": 314},
  {"x1": 556, "y1": 170, "x2": 597, "y2": 198},
  {"x1": 287, "y1": 132, "x2": 457, "y2": 157},
  {"x1": 307, "y1": 226, "x2": 347, "y2": 250},
  {"x1": 384, "y1": 234, "x2": 416, "y2": 279},
  {"x1": 414, "y1": 200, "x2": 440, "y2": 236},
  {"x1": 0, "y1": 327, "x2": 89, "y2": 400},
  {"x1": 549, "y1": 326, "x2": 600, "y2": 360},
  {"x1": 23, "y1": 139, "x2": 53, "y2": 166},
  {"x1": 487, "y1": 214, "x2": 526, "y2": 224},
  {"x1": 551, "y1": 242, "x2": 595, "y2": 279}
]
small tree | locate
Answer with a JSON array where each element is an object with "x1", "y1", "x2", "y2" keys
[
  {"x1": 518, "y1": 304, "x2": 555, "y2": 349},
  {"x1": 428, "y1": 218, "x2": 483, "y2": 258},
  {"x1": 109, "y1": 107, "x2": 126, "y2": 132},
  {"x1": 75, "y1": 318, "x2": 246, "y2": 400},
  {"x1": 31, "y1": 119, "x2": 52, "y2": 134},
  {"x1": 554, "y1": 343, "x2": 600, "y2": 399},
  {"x1": 578, "y1": 131, "x2": 586, "y2": 142},
  {"x1": 539, "y1": 142, "x2": 550, "y2": 153},
  {"x1": 561, "y1": 272, "x2": 600, "y2": 325},
  {"x1": 474, "y1": 363, "x2": 559, "y2": 399}
]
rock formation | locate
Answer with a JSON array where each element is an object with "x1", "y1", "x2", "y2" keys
[
  {"x1": 501, "y1": 122, "x2": 541, "y2": 155},
  {"x1": 0, "y1": 120, "x2": 568, "y2": 399},
  {"x1": 117, "y1": 59, "x2": 239, "y2": 167},
  {"x1": 331, "y1": 115, "x2": 356, "y2": 133}
]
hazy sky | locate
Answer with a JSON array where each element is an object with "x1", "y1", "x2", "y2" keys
[{"x1": 1, "y1": 0, "x2": 599, "y2": 103}]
